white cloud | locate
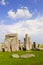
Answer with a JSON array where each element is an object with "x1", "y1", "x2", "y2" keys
[
  {"x1": 8, "y1": 7, "x2": 32, "y2": 19},
  {"x1": 0, "y1": 0, "x2": 7, "y2": 5},
  {"x1": 0, "y1": 16, "x2": 43, "y2": 43}
]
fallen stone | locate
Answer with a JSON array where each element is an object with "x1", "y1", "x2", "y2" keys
[
  {"x1": 20, "y1": 54, "x2": 35, "y2": 58},
  {"x1": 12, "y1": 54, "x2": 19, "y2": 58}
]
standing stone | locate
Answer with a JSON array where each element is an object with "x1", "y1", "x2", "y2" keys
[
  {"x1": 24, "y1": 34, "x2": 32, "y2": 50},
  {"x1": 28, "y1": 37, "x2": 32, "y2": 49},
  {"x1": 19, "y1": 40, "x2": 24, "y2": 50},
  {"x1": 4, "y1": 37, "x2": 11, "y2": 52},
  {"x1": 0, "y1": 43, "x2": 3, "y2": 51},
  {"x1": 33, "y1": 42, "x2": 36, "y2": 49},
  {"x1": 24, "y1": 38, "x2": 26, "y2": 50},
  {"x1": 25, "y1": 34, "x2": 30, "y2": 50},
  {"x1": 11, "y1": 34, "x2": 19, "y2": 51},
  {"x1": 19, "y1": 40, "x2": 21, "y2": 50}
]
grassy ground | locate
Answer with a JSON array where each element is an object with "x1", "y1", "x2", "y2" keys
[{"x1": 0, "y1": 51, "x2": 43, "y2": 65}]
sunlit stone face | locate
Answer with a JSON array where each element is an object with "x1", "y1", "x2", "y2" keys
[{"x1": 4, "y1": 34, "x2": 19, "y2": 52}]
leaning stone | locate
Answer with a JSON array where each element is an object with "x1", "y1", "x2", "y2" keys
[
  {"x1": 20, "y1": 54, "x2": 35, "y2": 58},
  {"x1": 12, "y1": 54, "x2": 19, "y2": 58}
]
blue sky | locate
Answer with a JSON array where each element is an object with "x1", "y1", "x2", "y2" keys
[{"x1": 0, "y1": 0, "x2": 43, "y2": 43}]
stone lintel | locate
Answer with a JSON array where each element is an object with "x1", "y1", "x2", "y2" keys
[{"x1": 5, "y1": 34, "x2": 18, "y2": 38}]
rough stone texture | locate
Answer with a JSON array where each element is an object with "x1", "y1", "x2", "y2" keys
[
  {"x1": 35, "y1": 44, "x2": 43, "y2": 50},
  {"x1": 4, "y1": 34, "x2": 19, "y2": 52},
  {"x1": 12, "y1": 54, "x2": 19, "y2": 58},
  {"x1": 4, "y1": 38, "x2": 11, "y2": 52},
  {"x1": 20, "y1": 54, "x2": 35, "y2": 58},
  {"x1": 0, "y1": 44, "x2": 3, "y2": 51},
  {"x1": 24, "y1": 34, "x2": 32, "y2": 50},
  {"x1": 11, "y1": 35, "x2": 19, "y2": 51},
  {"x1": 11, "y1": 54, "x2": 35, "y2": 58},
  {"x1": 19, "y1": 40, "x2": 24, "y2": 50},
  {"x1": 18, "y1": 40, "x2": 21, "y2": 50},
  {"x1": 4, "y1": 33, "x2": 32, "y2": 52}
]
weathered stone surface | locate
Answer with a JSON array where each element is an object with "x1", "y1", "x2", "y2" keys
[
  {"x1": 12, "y1": 54, "x2": 19, "y2": 58},
  {"x1": 12, "y1": 54, "x2": 35, "y2": 58},
  {"x1": 4, "y1": 33, "x2": 32, "y2": 52},
  {"x1": 4, "y1": 38, "x2": 11, "y2": 52},
  {"x1": 24, "y1": 34, "x2": 32, "y2": 50},
  {"x1": 19, "y1": 40, "x2": 24, "y2": 50},
  {"x1": 20, "y1": 54, "x2": 35, "y2": 58},
  {"x1": 0, "y1": 43, "x2": 3, "y2": 51},
  {"x1": 4, "y1": 34, "x2": 19, "y2": 52}
]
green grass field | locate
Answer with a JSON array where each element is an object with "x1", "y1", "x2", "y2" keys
[{"x1": 0, "y1": 51, "x2": 43, "y2": 65}]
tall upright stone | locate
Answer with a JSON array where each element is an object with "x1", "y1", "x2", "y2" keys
[
  {"x1": 24, "y1": 34, "x2": 32, "y2": 50},
  {"x1": 4, "y1": 36, "x2": 11, "y2": 52},
  {"x1": 19, "y1": 40, "x2": 21, "y2": 50},
  {"x1": 33, "y1": 42, "x2": 36, "y2": 49},
  {"x1": 28, "y1": 37, "x2": 32, "y2": 49},
  {"x1": 18, "y1": 40, "x2": 23, "y2": 50},
  {"x1": 24, "y1": 38, "x2": 26, "y2": 50},
  {"x1": 11, "y1": 34, "x2": 19, "y2": 51}
]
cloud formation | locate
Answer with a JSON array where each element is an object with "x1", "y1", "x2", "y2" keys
[
  {"x1": 0, "y1": 16, "x2": 43, "y2": 43},
  {"x1": 8, "y1": 7, "x2": 32, "y2": 19},
  {"x1": 0, "y1": 0, "x2": 7, "y2": 5}
]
